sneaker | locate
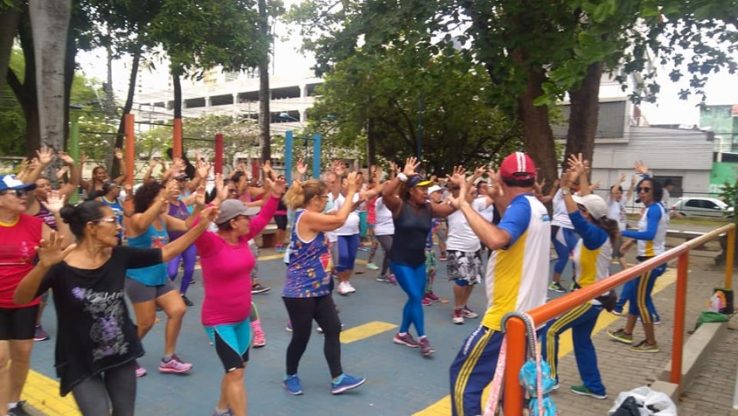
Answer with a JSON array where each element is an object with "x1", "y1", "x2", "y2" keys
[
  {"x1": 426, "y1": 291, "x2": 440, "y2": 302},
  {"x1": 422, "y1": 295, "x2": 432, "y2": 306},
  {"x1": 393, "y1": 332, "x2": 420, "y2": 348},
  {"x1": 552, "y1": 382, "x2": 560, "y2": 391},
  {"x1": 386, "y1": 273, "x2": 398, "y2": 285},
  {"x1": 33, "y1": 325, "x2": 50, "y2": 342},
  {"x1": 462, "y1": 306, "x2": 478, "y2": 319},
  {"x1": 366, "y1": 262, "x2": 379, "y2": 270},
  {"x1": 344, "y1": 282, "x2": 356, "y2": 294},
  {"x1": 181, "y1": 294, "x2": 194, "y2": 307},
  {"x1": 337, "y1": 281, "x2": 350, "y2": 295},
  {"x1": 251, "y1": 283, "x2": 271, "y2": 294},
  {"x1": 629, "y1": 340, "x2": 660, "y2": 353},
  {"x1": 331, "y1": 373, "x2": 366, "y2": 394},
  {"x1": 637, "y1": 316, "x2": 662, "y2": 325},
  {"x1": 285, "y1": 321, "x2": 293, "y2": 332},
  {"x1": 548, "y1": 281, "x2": 567, "y2": 293},
  {"x1": 376, "y1": 275, "x2": 389, "y2": 283},
  {"x1": 452, "y1": 308, "x2": 464, "y2": 325},
  {"x1": 570, "y1": 384, "x2": 607, "y2": 400},
  {"x1": 606, "y1": 328, "x2": 633, "y2": 344},
  {"x1": 8, "y1": 401, "x2": 32, "y2": 416},
  {"x1": 135, "y1": 361, "x2": 147, "y2": 378},
  {"x1": 284, "y1": 374, "x2": 303, "y2": 395},
  {"x1": 159, "y1": 354, "x2": 193, "y2": 374},
  {"x1": 252, "y1": 320, "x2": 266, "y2": 348},
  {"x1": 418, "y1": 336, "x2": 434, "y2": 357},
  {"x1": 211, "y1": 408, "x2": 233, "y2": 416}
]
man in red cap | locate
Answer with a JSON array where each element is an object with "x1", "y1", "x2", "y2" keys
[{"x1": 447, "y1": 152, "x2": 552, "y2": 416}]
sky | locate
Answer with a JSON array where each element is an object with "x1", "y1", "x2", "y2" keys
[{"x1": 76, "y1": 3, "x2": 738, "y2": 127}]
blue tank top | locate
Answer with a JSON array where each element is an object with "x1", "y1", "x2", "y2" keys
[
  {"x1": 282, "y1": 210, "x2": 332, "y2": 298},
  {"x1": 126, "y1": 221, "x2": 168, "y2": 286},
  {"x1": 390, "y1": 202, "x2": 432, "y2": 266}
]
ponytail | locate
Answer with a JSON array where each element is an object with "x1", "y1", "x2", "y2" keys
[{"x1": 284, "y1": 179, "x2": 326, "y2": 210}]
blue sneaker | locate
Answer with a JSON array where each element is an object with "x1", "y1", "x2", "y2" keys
[
  {"x1": 331, "y1": 373, "x2": 366, "y2": 395},
  {"x1": 284, "y1": 374, "x2": 303, "y2": 395}
]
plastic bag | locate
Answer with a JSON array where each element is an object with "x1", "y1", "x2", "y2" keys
[
  {"x1": 608, "y1": 386, "x2": 677, "y2": 416},
  {"x1": 694, "y1": 311, "x2": 729, "y2": 331},
  {"x1": 519, "y1": 358, "x2": 558, "y2": 416}
]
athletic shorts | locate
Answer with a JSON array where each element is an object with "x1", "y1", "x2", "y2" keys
[
  {"x1": 275, "y1": 215, "x2": 288, "y2": 231},
  {"x1": 125, "y1": 278, "x2": 175, "y2": 303},
  {"x1": 446, "y1": 250, "x2": 483, "y2": 286},
  {"x1": 204, "y1": 320, "x2": 252, "y2": 373},
  {"x1": 0, "y1": 305, "x2": 39, "y2": 340}
]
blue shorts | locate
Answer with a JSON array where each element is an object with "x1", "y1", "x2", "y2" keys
[{"x1": 204, "y1": 320, "x2": 252, "y2": 372}]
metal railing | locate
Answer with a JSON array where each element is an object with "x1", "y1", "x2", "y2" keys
[{"x1": 502, "y1": 223, "x2": 736, "y2": 415}]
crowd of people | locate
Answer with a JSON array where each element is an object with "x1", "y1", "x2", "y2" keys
[{"x1": 0, "y1": 146, "x2": 673, "y2": 415}]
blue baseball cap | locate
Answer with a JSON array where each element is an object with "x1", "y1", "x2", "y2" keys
[{"x1": 0, "y1": 175, "x2": 36, "y2": 192}]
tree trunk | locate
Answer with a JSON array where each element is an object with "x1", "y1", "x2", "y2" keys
[
  {"x1": 564, "y1": 62, "x2": 602, "y2": 172},
  {"x1": 62, "y1": 22, "x2": 76, "y2": 149},
  {"x1": 172, "y1": 70, "x2": 182, "y2": 120},
  {"x1": 115, "y1": 47, "x2": 141, "y2": 150},
  {"x1": 516, "y1": 63, "x2": 558, "y2": 188},
  {"x1": 0, "y1": 3, "x2": 20, "y2": 95},
  {"x1": 7, "y1": 9, "x2": 40, "y2": 157},
  {"x1": 258, "y1": 0, "x2": 271, "y2": 162},
  {"x1": 28, "y1": 0, "x2": 72, "y2": 152}
]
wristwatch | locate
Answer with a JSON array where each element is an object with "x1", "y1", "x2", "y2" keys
[{"x1": 561, "y1": 187, "x2": 570, "y2": 196}]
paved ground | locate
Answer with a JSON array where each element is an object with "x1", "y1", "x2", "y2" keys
[{"x1": 22, "y1": 224, "x2": 737, "y2": 415}]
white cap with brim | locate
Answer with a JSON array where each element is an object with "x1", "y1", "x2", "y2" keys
[
  {"x1": 0, "y1": 175, "x2": 36, "y2": 192},
  {"x1": 428, "y1": 185, "x2": 443, "y2": 194},
  {"x1": 215, "y1": 199, "x2": 261, "y2": 225},
  {"x1": 572, "y1": 194, "x2": 608, "y2": 220}
]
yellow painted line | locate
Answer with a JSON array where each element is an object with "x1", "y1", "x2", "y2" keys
[
  {"x1": 413, "y1": 268, "x2": 677, "y2": 415},
  {"x1": 23, "y1": 370, "x2": 80, "y2": 415},
  {"x1": 340, "y1": 321, "x2": 397, "y2": 344}
]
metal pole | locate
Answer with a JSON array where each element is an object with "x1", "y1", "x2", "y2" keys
[
  {"x1": 312, "y1": 133, "x2": 321, "y2": 179},
  {"x1": 214, "y1": 133, "x2": 224, "y2": 175},
  {"x1": 285, "y1": 131, "x2": 293, "y2": 185},
  {"x1": 67, "y1": 113, "x2": 80, "y2": 204},
  {"x1": 670, "y1": 252, "x2": 689, "y2": 384},
  {"x1": 503, "y1": 317, "x2": 526, "y2": 415},
  {"x1": 725, "y1": 227, "x2": 735, "y2": 290}
]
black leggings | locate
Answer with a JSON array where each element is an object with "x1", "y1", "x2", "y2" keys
[
  {"x1": 71, "y1": 360, "x2": 137, "y2": 416},
  {"x1": 375, "y1": 235, "x2": 393, "y2": 276},
  {"x1": 283, "y1": 295, "x2": 342, "y2": 378}
]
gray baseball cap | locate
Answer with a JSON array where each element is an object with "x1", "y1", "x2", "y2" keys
[{"x1": 215, "y1": 199, "x2": 261, "y2": 225}]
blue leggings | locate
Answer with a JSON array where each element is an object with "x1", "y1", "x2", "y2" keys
[
  {"x1": 542, "y1": 303, "x2": 606, "y2": 396},
  {"x1": 167, "y1": 243, "x2": 197, "y2": 295},
  {"x1": 627, "y1": 264, "x2": 665, "y2": 323},
  {"x1": 390, "y1": 261, "x2": 426, "y2": 336},
  {"x1": 614, "y1": 279, "x2": 660, "y2": 320},
  {"x1": 552, "y1": 226, "x2": 579, "y2": 274},
  {"x1": 336, "y1": 234, "x2": 360, "y2": 272}
]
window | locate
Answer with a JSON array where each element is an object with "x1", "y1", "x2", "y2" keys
[{"x1": 685, "y1": 199, "x2": 701, "y2": 208}]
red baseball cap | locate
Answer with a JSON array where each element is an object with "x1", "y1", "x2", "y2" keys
[{"x1": 499, "y1": 152, "x2": 536, "y2": 181}]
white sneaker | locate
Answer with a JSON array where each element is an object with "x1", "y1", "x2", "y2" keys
[
  {"x1": 344, "y1": 282, "x2": 356, "y2": 294},
  {"x1": 337, "y1": 282, "x2": 351, "y2": 295}
]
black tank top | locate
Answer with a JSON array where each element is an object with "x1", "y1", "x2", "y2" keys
[{"x1": 389, "y1": 201, "x2": 432, "y2": 266}]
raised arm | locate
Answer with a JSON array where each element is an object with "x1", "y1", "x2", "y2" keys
[
  {"x1": 112, "y1": 148, "x2": 127, "y2": 184},
  {"x1": 57, "y1": 152, "x2": 80, "y2": 200},
  {"x1": 381, "y1": 157, "x2": 419, "y2": 216},
  {"x1": 301, "y1": 172, "x2": 361, "y2": 232},
  {"x1": 14, "y1": 231, "x2": 76, "y2": 304},
  {"x1": 161, "y1": 206, "x2": 217, "y2": 262},
  {"x1": 567, "y1": 153, "x2": 590, "y2": 196},
  {"x1": 128, "y1": 182, "x2": 177, "y2": 235}
]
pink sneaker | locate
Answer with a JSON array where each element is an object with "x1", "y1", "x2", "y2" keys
[
  {"x1": 422, "y1": 294, "x2": 432, "y2": 306},
  {"x1": 426, "y1": 291, "x2": 440, "y2": 302},
  {"x1": 393, "y1": 332, "x2": 420, "y2": 348},
  {"x1": 386, "y1": 273, "x2": 398, "y2": 285},
  {"x1": 135, "y1": 362, "x2": 147, "y2": 378},
  {"x1": 252, "y1": 320, "x2": 266, "y2": 348},
  {"x1": 159, "y1": 354, "x2": 193, "y2": 374}
]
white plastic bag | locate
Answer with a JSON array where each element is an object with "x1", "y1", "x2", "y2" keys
[{"x1": 608, "y1": 386, "x2": 677, "y2": 416}]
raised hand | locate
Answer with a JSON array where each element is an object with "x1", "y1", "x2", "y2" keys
[
  {"x1": 402, "y1": 157, "x2": 420, "y2": 177},
  {"x1": 633, "y1": 160, "x2": 649, "y2": 175},
  {"x1": 149, "y1": 158, "x2": 160, "y2": 169},
  {"x1": 55, "y1": 166, "x2": 69, "y2": 180},
  {"x1": 58, "y1": 151, "x2": 75, "y2": 165},
  {"x1": 44, "y1": 190, "x2": 65, "y2": 213},
  {"x1": 567, "y1": 152, "x2": 587, "y2": 175},
  {"x1": 296, "y1": 159, "x2": 308, "y2": 176},
  {"x1": 79, "y1": 154, "x2": 89, "y2": 166},
  {"x1": 473, "y1": 165, "x2": 486, "y2": 179},
  {"x1": 37, "y1": 231, "x2": 75, "y2": 268},
  {"x1": 37, "y1": 147, "x2": 54, "y2": 166},
  {"x1": 194, "y1": 186, "x2": 206, "y2": 206},
  {"x1": 115, "y1": 148, "x2": 124, "y2": 160},
  {"x1": 214, "y1": 173, "x2": 228, "y2": 202},
  {"x1": 346, "y1": 171, "x2": 360, "y2": 193},
  {"x1": 196, "y1": 160, "x2": 211, "y2": 179},
  {"x1": 262, "y1": 159, "x2": 275, "y2": 180},
  {"x1": 266, "y1": 177, "x2": 287, "y2": 197},
  {"x1": 200, "y1": 205, "x2": 219, "y2": 223}
]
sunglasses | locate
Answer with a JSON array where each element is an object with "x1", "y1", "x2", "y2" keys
[
  {"x1": 93, "y1": 217, "x2": 119, "y2": 225},
  {"x1": 637, "y1": 187, "x2": 652, "y2": 193},
  {"x1": 0, "y1": 189, "x2": 28, "y2": 198}
]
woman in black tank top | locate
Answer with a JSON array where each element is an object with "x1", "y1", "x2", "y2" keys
[{"x1": 381, "y1": 158, "x2": 457, "y2": 357}]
